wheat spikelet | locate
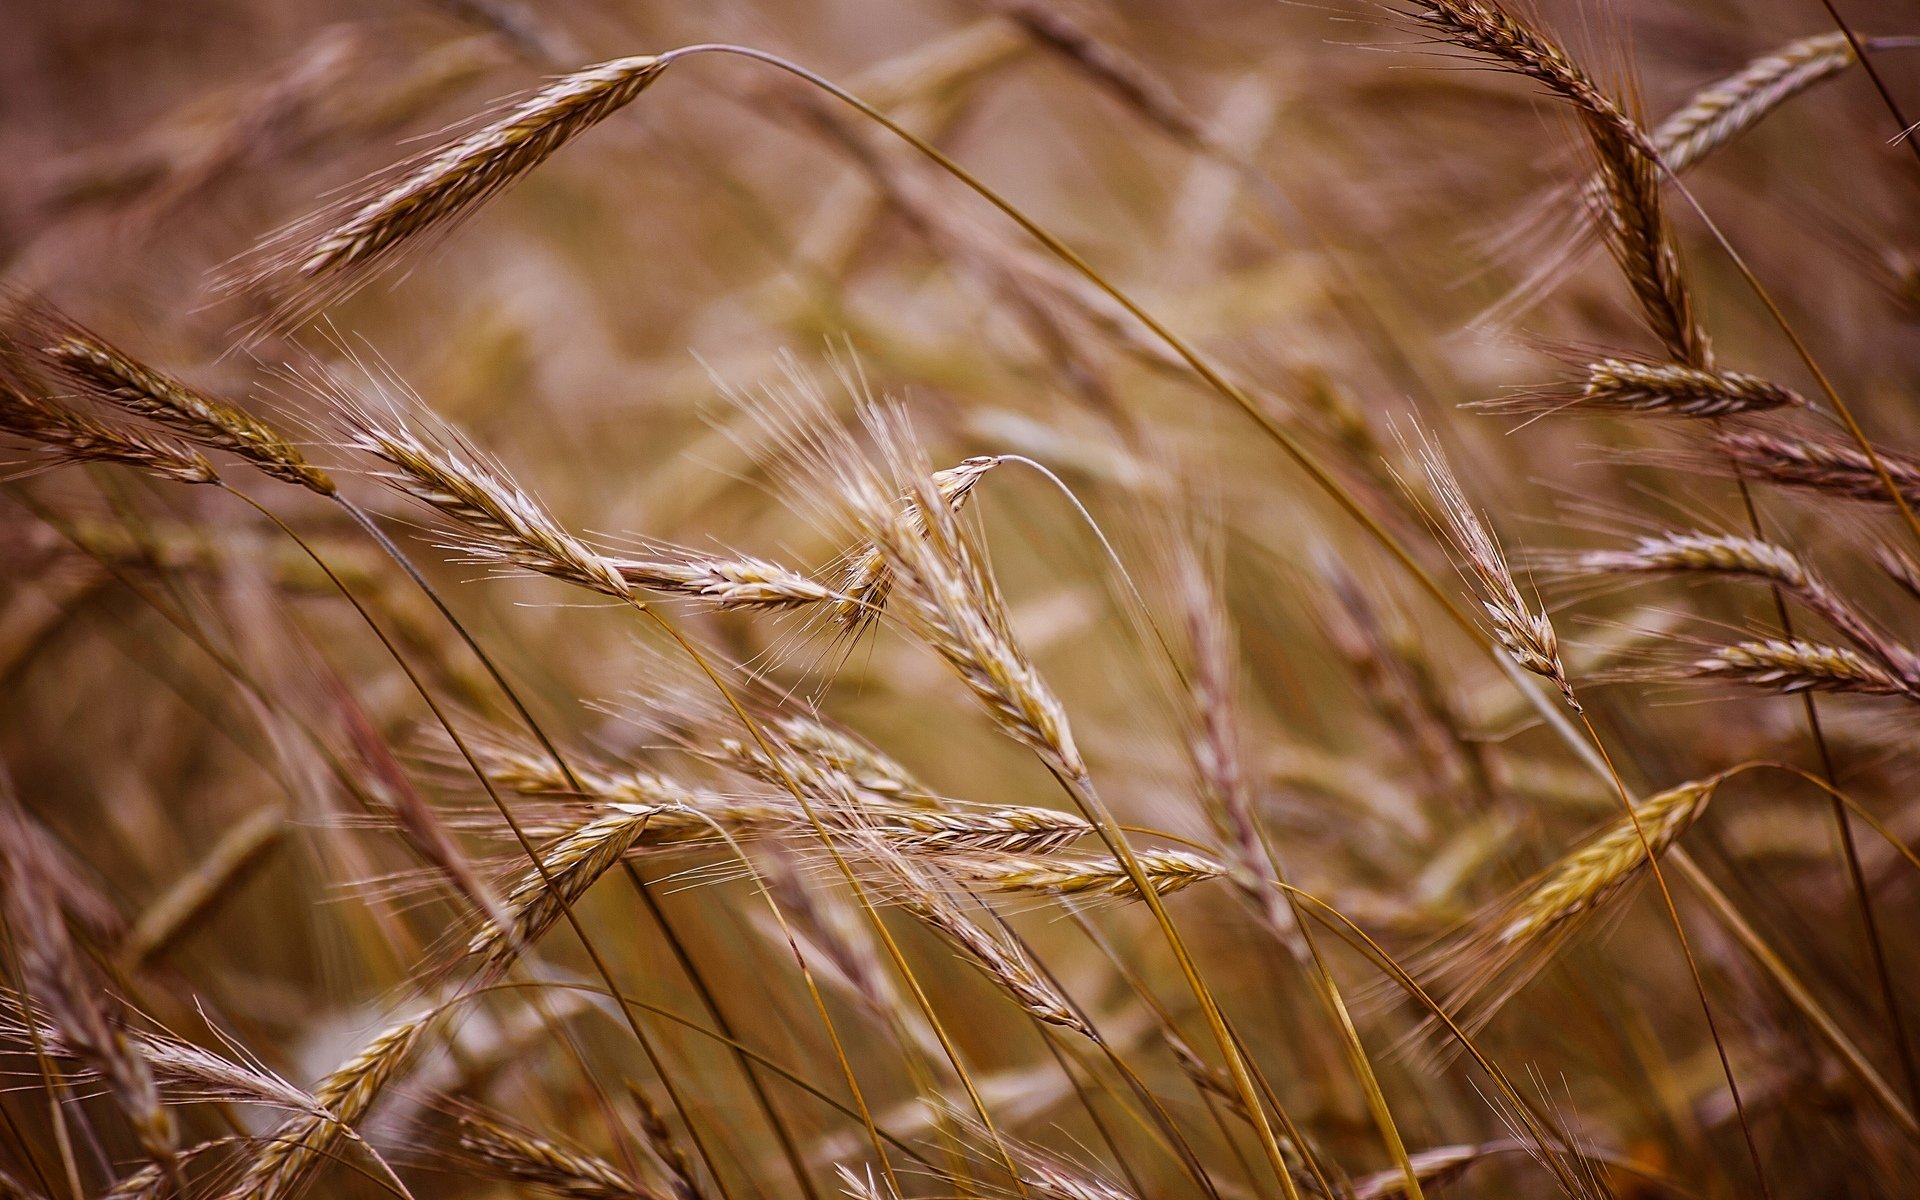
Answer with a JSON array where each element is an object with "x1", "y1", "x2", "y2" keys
[
  {"x1": 1554, "y1": 530, "x2": 1809, "y2": 589},
  {"x1": 453, "y1": 1109, "x2": 659, "y2": 1199},
  {"x1": 1686, "y1": 638, "x2": 1916, "y2": 698},
  {"x1": 763, "y1": 712, "x2": 943, "y2": 809},
  {"x1": 1551, "y1": 530, "x2": 1920, "y2": 680},
  {"x1": 1018, "y1": 1158, "x2": 1136, "y2": 1200},
  {"x1": 22, "y1": 306, "x2": 335, "y2": 493},
  {"x1": 100, "y1": 1140, "x2": 236, "y2": 1200},
  {"x1": 1, "y1": 991, "x2": 322, "y2": 1116},
  {"x1": 876, "y1": 842, "x2": 1092, "y2": 1036},
  {"x1": 239, "y1": 54, "x2": 669, "y2": 329},
  {"x1": 613, "y1": 551, "x2": 839, "y2": 610},
  {"x1": 741, "y1": 370, "x2": 1085, "y2": 776},
  {"x1": 467, "y1": 804, "x2": 687, "y2": 963},
  {"x1": 1409, "y1": 2, "x2": 1703, "y2": 363},
  {"x1": 945, "y1": 848, "x2": 1225, "y2": 899},
  {"x1": 476, "y1": 739, "x2": 1087, "y2": 854},
  {"x1": 1403, "y1": 2, "x2": 1650, "y2": 156}
]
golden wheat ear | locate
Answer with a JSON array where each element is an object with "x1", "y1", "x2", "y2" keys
[{"x1": 222, "y1": 54, "x2": 669, "y2": 337}]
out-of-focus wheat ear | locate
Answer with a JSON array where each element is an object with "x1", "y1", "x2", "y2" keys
[
  {"x1": 628, "y1": 1085, "x2": 701, "y2": 1200},
  {"x1": 1499, "y1": 776, "x2": 1722, "y2": 946},
  {"x1": 943, "y1": 848, "x2": 1226, "y2": 899},
  {"x1": 452, "y1": 1107, "x2": 661, "y2": 1200},
  {"x1": 1412, "y1": 436, "x2": 1577, "y2": 709},
  {"x1": 1651, "y1": 33, "x2": 1857, "y2": 174},
  {"x1": 1875, "y1": 544, "x2": 1920, "y2": 603},
  {"x1": 1683, "y1": 638, "x2": 1919, "y2": 699},
  {"x1": 120, "y1": 806, "x2": 285, "y2": 969},
  {"x1": 15, "y1": 303, "x2": 335, "y2": 493},
  {"x1": 0, "y1": 781, "x2": 177, "y2": 1171},
  {"x1": 1713, "y1": 428, "x2": 1920, "y2": 507},
  {"x1": 100, "y1": 1139, "x2": 238, "y2": 1200},
  {"x1": 225, "y1": 54, "x2": 669, "y2": 335}
]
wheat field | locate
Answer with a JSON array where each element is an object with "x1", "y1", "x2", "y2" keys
[{"x1": 3, "y1": 1, "x2": 1919, "y2": 1196}]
